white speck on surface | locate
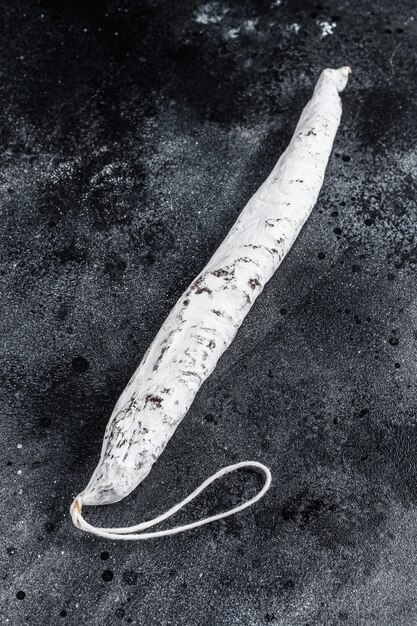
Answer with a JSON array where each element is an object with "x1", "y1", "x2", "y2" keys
[
  {"x1": 271, "y1": 0, "x2": 282, "y2": 5},
  {"x1": 244, "y1": 19, "x2": 258, "y2": 32},
  {"x1": 225, "y1": 27, "x2": 240, "y2": 39},
  {"x1": 289, "y1": 22, "x2": 301, "y2": 34},
  {"x1": 17, "y1": 443, "x2": 22, "y2": 449},
  {"x1": 17, "y1": 469, "x2": 22, "y2": 475},
  {"x1": 318, "y1": 20, "x2": 337, "y2": 37},
  {"x1": 48, "y1": 159, "x2": 77, "y2": 184},
  {"x1": 194, "y1": 2, "x2": 228, "y2": 24}
]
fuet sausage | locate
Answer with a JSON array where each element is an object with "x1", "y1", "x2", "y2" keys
[{"x1": 71, "y1": 66, "x2": 351, "y2": 540}]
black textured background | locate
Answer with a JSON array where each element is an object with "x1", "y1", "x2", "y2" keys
[{"x1": 2, "y1": 1, "x2": 417, "y2": 624}]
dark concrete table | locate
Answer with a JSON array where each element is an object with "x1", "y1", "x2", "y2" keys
[{"x1": 2, "y1": 1, "x2": 417, "y2": 624}]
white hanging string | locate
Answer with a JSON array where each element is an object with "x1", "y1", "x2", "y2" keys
[{"x1": 70, "y1": 461, "x2": 271, "y2": 540}]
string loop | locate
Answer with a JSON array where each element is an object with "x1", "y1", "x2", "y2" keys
[{"x1": 70, "y1": 461, "x2": 271, "y2": 540}]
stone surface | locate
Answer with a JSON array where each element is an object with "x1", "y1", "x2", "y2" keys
[{"x1": 2, "y1": 1, "x2": 417, "y2": 625}]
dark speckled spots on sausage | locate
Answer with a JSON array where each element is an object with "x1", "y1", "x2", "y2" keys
[
  {"x1": 236, "y1": 256, "x2": 255, "y2": 264},
  {"x1": 145, "y1": 394, "x2": 163, "y2": 407},
  {"x1": 191, "y1": 276, "x2": 204, "y2": 291},
  {"x1": 266, "y1": 219, "x2": 281, "y2": 227},
  {"x1": 212, "y1": 268, "x2": 229, "y2": 277},
  {"x1": 248, "y1": 278, "x2": 261, "y2": 290},
  {"x1": 182, "y1": 370, "x2": 200, "y2": 378},
  {"x1": 153, "y1": 344, "x2": 169, "y2": 371}
]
